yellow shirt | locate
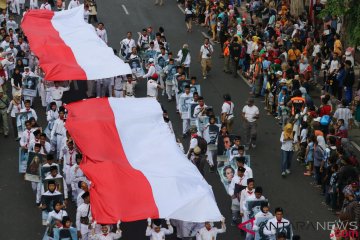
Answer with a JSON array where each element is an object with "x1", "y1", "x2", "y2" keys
[
  {"x1": 288, "y1": 49, "x2": 301, "y2": 61},
  {"x1": 334, "y1": 39, "x2": 342, "y2": 56}
]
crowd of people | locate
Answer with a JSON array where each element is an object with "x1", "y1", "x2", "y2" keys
[
  {"x1": 177, "y1": 0, "x2": 360, "y2": 239},
  {"x1": 1, "y1": 0, "x2": 360, "y2": 239}
]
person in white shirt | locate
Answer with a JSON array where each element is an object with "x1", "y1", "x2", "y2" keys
[
  {"x1": 36, "y1": 166, "x2": 68, "y2": 205},
  {"x1": 96, "y1": 23, "x2": 108, "y2": 44},
  {"x1": 46, "y1": 102, "x2": 58, "y2": 137},
  {"x1": 111, "y1": 76, "x2": 124, "y2": 98},
  {"x1": 70, "y1": 154, "x2": 86, "y2": 201},
  {"x1": 262, "y1": 207, "x2": 290, "y2": 239},
  {"x1": 142, "y1": 58, "x2": 156, "y2": 79},
  {"x1": 123, "y1": 74, "x2": 135, "y2": 98},
  {"x1": 120, "y1": 32, "x2": 136, "y2": 59},
  {"x1": 68, "y1": 0, "x2": 80, "y2": 9},
  {"x1": 46, "y1": 201, "x2": 68, "y2": 226},
  {"x1": 76, "y1": 181, "x2": 89, "y2": 207},
  {"x1": 84, "y1": 4, "x2": 90, "y2": 22},
  {"x1": 239, "y1": 178, "x2": 255, "y2": 222},
  {"x1": 146, "y1": 73, "x2": 162, "y2": 98},
  {"x1": 178, "y1": 85, "x2": 193, "y2": 137},
  {"x1": 196, "y1": 219, "x2": 226, "y2": 240},
  {"x1": 145, "y1": 218, "x2": 173, "y2": 240},
  {"x1": 221, "y1": 94, "x2": 235, "y2": 133},
  {"x1": 40, "y1": 1, "x2": 52, "y2": 10},
  {"x1": 242, "y1": 98, "x2": 259, "y2": 150},
  {"x1": 199, "y1": 38, "x2": 213, "y2": 79},
  {"x1": 252, "y1": 203, "x2": 273, "y2": 232},
  {"x1": 46, "y1": 81, "x2": 70, "y2": 108},
  {"x1": 7, "y1": 93, "x2": 24, "y2": 139},
  {"x1": 176, "y1": 44, "x2": 191, "y2": 77},
  {"x1": 20, "y1": 120, "x2": 34, "y2": 149},
  {"x1": 90, "y1": 224, "x2": 122, "y2": 240},
  {"x1": 228, "y1": 166, "x2": 248, "y2": 226},
  {"x1": 333, "y1": 99, "x2": 353, "y2": 129},
  {"x1": 76, "y1": 192, "x2": 92, "y2": 240},
  {"x1": 60, "y1": 140, "x2": 78, "y2": 187},
  {"x1": 20, "y1": 99, "x2": 38, "y2": 120},
  {"x1": 30, "y1": 0, "x2": 39, "y2": 9},
  {"x1": 235, "y1": 156, "x2": 253, "y2": 179},
  {"x1": 50, "y1": 109, "x2": 66, "y2": 158},
  {"x1": 22, "y1": 67, "x2": 36, "y2": 104}
]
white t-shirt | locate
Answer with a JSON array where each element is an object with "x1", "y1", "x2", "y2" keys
[
  {"x1": 146, "y1": 80, "x2": 158, "y2": 97},
  {"x1": 242, "y1": 105, "x2": 259, "y2": 122},
  {"x1": 221, "y1": 101, "x2": 234, "y2": 120},
  {"x1": 200, "y1": 44, "x2": 213, "y2": 59}
]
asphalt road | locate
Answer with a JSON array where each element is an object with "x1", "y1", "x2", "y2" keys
[{"x1": 0, "y1": 0, "x2": 336, "y2": 239}]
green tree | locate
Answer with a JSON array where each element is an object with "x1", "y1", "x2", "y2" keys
[{"x1": 320, "y1": 0, "x2": 360, "y2": 46}]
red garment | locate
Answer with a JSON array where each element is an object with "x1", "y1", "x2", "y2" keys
[{"x1": 319, "y1": 105, "x2": 331, "y2": 117}]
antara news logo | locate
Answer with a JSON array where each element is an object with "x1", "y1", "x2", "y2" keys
[{"x1": 238, "y1": 218, "x2": 359, "y2": 238}]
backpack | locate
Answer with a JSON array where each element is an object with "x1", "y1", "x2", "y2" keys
[
  {"x1": 196, "y1": 136, "x2": 208, "y2": 154},
  {"x1": 320, "y1": 115, "x2": 331, "y2": 126}
]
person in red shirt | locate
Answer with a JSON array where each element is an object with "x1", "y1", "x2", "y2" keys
[{"x1": 318, "y1": 97, "x2": 332, "y2": 117}]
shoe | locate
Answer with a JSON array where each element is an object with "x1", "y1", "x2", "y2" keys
[
  {"x1": 167, "y1": 99, "x2": 171, "y2": 102},
  {"x1": 281, "y1": 172, "x2": 286, "y2": 177},
  {"x1": 251, "y1": 144, "x2": 256, "y2": 148},
  {"x1": 203, "y1": 76, "x2": 207, "y2": 79},
  {"x1": 303, "y1": 172, "x2": 311, "y2": 176},
  {"x1": 285, "y1": 169, "x2": 291, "y2": 174}
]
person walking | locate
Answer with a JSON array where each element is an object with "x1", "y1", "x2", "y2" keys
[
  {"x1": 242, "y1": 98, "x2": 259, "y2": 150},
  {"x1": 280, "y1": 123, "x2": 296, "y2": 177},
  {"x1": 199, "y1": 38, "x2": 213, "y2": 79}
]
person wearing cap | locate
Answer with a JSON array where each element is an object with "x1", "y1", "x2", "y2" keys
[
  {"x1": 76, "y1": 191, "x2": 92, "y2": 240},
  {"x1": 143, "y1": 58, "x2": 156, "y2": 79},
  {"x1": 199, "y1": 38, "x2": 213, "y2": 79},
  {"x1": 123, "y1": 74, "x2": 135, "y2": 98},
  {"x1": 46, "y1": 81, "x2": 70, "y2": 108},
  {"x1": 228, "y1": 167, "x2": 248, "y2": 226},
  {"x1": 0, "y1": 87, "x2": 9, "y2": 137},
  {"x1": 146, "y1": 218, "x2": 173, "y2": 239},
  {"x1": 179, "y1": 85, "x2": 193, "y2": 137},
  {"x1": 146, "y1": 73, "x2": 162, "y2": 99},
  {"x1": 90, "y1": 224, "x2": 122, "y2": 240},
  {"x1": 262, "y1": 207, "x2": 290, "y2": 238},
  {"x1": 196, "y1": 219, "x2": 226, "y2": 240},
  {"x1": 242, "y1": 98, "x2": 259, "y2": 150}
]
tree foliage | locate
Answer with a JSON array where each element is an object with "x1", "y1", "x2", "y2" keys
[{"x1": 320, "y1": 0, "x2": 360, "y2": 46}]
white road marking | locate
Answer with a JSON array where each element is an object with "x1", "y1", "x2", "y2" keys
[
  {"x1": 200, "y1": 32, "x2": 214, "y2": 45},
  {"x1": 177, "y1": 4, "x2": 185, "y2": 14},
  {"x1": 122, "y1": 4, "x2": 129, "y2": 15}
]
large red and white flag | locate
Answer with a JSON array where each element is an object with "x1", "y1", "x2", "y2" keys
[
  {"x1": 21, "y1": 6, "x2": 131, "y2": 81},
  {"x1": 65, "y1": 98, "x2": 222, "y2": 223}
]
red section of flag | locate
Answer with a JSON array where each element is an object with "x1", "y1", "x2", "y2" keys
[
  {"x1": 21, "y1": 10, "x2": 87, "y2": 81},
  {"x1": 238, "y1": 218, "x2": 255, "y2": 236},
  {"x1": 65, "y1": 98, "x2": 159, "y2": 223}
]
